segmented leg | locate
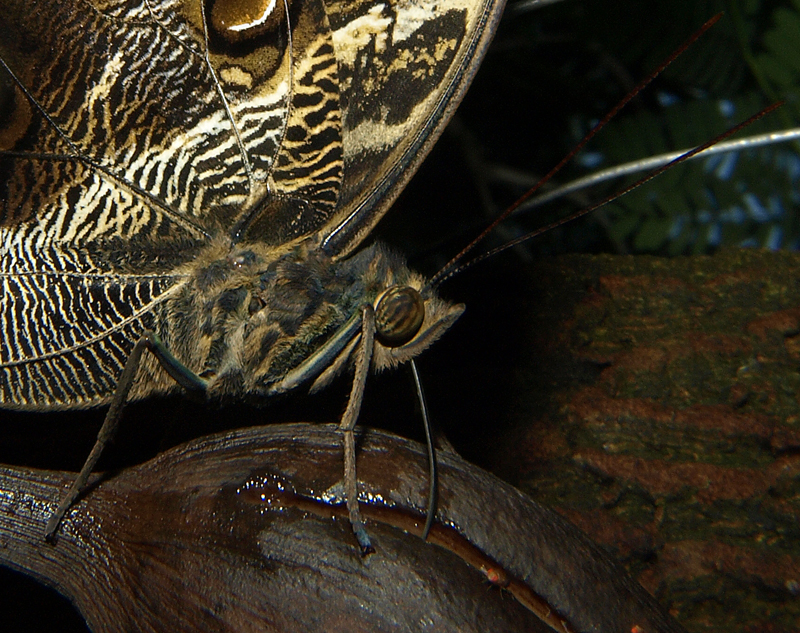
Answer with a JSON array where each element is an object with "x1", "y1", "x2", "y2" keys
[
  {"x1": 45, "y1": 331, "x2": 207, "y2": 541},
  {"x1": 339, "y1": 305, "x2": 375, "y2": 555},
  {"x1": 44, "y1": 335, "x2": 150, "y2": 540}
]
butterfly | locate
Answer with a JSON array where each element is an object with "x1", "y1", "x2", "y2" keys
[{"x1": 0, "y1": 0, "x2": 507, "y2": 550}]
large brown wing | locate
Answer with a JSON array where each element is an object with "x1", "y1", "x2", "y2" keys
[
  {"x1": 224, "y1": 0, "x2": 509, "y2": 252},
  {"x1": 0, "y1": 0, "x2": 504, "y2": 409},
  {"x1": 0, "y1": 0, "x2": 342, "y2": 408},
  {"x1": 319, "y1": 0, "x2": 507, "y2": 257},
  {"x1": 0, "y1": 0, "x2": 346, "y2": 249}
]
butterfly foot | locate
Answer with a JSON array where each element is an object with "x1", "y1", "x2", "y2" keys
[{"x1": 355, "y1": 527, "x2": 374, "y2": 557}]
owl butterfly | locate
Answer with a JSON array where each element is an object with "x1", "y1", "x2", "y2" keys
[{"x1": 0, "y1": 0, "x2": 506, "y2": 551}]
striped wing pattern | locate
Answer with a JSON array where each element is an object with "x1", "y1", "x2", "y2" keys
[
  {"x1": 0, "y1": 244, "x2": 180, "y2": 407},
  {"x1": 0, "y1": 0, "x2": 504, "y2": 409},
  {"x1": 0, "y1": 0, "x2": 294, "y2": 248},
  {"x1": 0, "y1": 0, "x2": 344, "y2": 408}
]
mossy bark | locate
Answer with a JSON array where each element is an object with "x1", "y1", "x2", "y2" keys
[{"x1": 496, "y1": 248, "x2": 800, "y2": 633}]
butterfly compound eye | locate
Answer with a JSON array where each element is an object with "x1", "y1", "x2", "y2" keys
[{"x1": 375, "y1": 286, "x2": 425, "y2": 348}]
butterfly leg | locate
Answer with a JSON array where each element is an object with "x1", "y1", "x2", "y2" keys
[
  {"x1": 44, "y1": 331, "x2": 207, "y2": 542},
  {"x1": 339, "y1": 304, "x2": 376, "y2": 555}
]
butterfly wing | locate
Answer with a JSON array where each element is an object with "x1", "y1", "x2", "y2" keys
[
  {"x1": 0, "y1": 0, "x2": 504, "y2": 409},
  {"x1": 318, "y1": 0, "x2": 506, "y2": 257},
  {"x1": 0, "y1": 0, "x2": 297, "y2": 407}
]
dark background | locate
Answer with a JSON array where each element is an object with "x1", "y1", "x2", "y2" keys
[{"x1": 2, "y1": 0, "x2": 798, "y2": 630}]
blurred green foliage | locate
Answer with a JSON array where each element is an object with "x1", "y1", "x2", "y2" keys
[{"x1": 454, "y1": 0, "x2": 800, "y2": 256}]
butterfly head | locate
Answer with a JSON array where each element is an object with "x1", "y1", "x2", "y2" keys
[{"x1": 338, "y1": 243, "x2": 465, "y2": 375}]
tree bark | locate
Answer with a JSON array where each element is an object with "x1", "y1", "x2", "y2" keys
[{"x1": 494, "y1": 248, "x2": 800, "y2": 633}]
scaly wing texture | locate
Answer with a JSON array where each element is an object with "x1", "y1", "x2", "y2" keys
[
  {"x1": 0, "y1": 0, "x2": 343, "y2": 409},
  {"x1": 0, "y1": 0, "x2": 505, "y2": 409},
  {"x1": 320, "y1": 0, "x2": 506, "y2": 256}
]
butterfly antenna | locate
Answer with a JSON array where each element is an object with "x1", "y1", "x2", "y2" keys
[
  {"x1": 428, "y1": 13, "x2": 723, "y2": 288},
  {"x1": 442, "y1": 101, "x2": 783, "y2": 279}
]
